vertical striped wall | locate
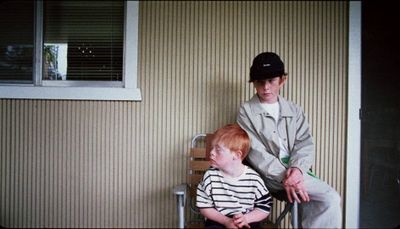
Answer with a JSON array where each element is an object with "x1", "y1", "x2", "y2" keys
[{"x1": 0, "y1": 1, "x2": 348, "y2": 228}]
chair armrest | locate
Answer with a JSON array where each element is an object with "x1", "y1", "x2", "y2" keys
[{"x1": 173, "y1": 183, "x2": 187, "y2": 196}]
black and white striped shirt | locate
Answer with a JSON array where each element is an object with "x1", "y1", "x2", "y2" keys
[{"x1": 196, "y1": 166, "x2": 272, "y2": 216}]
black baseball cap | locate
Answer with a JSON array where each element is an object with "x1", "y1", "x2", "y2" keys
[{"x1": 249, "y1": 52, "x2": 285, "y2": 82}]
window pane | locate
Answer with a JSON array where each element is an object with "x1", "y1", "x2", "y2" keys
[
  {"x1": 43, "y1": 0, "x2": 124, "y2": 81},
  {"x1": 0, "y1": 0, "x2": 34, "y2": 82}
]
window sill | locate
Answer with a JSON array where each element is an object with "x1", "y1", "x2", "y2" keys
[{"x1": 0, "y1": 85, "x2": 142, "y2": 101}]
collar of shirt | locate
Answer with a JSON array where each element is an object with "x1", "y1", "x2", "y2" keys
[{"x1": 249, "y1": 94, "x2": 295, "y2": 117}]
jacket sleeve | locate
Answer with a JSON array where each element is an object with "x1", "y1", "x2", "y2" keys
[
  {"x1": 236, "y1": 105, "x2": 287, "y2": 183},
  {"x1": 287, "y1": 107, "x2": 315, "y2": 175}
]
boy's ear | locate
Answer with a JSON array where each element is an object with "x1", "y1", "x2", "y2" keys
[
  {"x1": 279, "y1": 76, "x2": 287, "y2": 86},
  {"x1": 233, "y1": 150, "x2": 243, "y2": 160}
]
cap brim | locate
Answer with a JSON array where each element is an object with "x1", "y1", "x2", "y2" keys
[{"x1": 249, "y1": 72, "x2": 284, "y2": 82}]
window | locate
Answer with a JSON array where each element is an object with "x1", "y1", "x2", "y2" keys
[
  {"x1": 0, "y1": 0, "x2": 34, "y2": 83},
  {"x1": 0, "y1": 0, "x2": 141, "y2": 101}
]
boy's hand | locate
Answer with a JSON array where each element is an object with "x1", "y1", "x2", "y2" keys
[
  {"x1": 284, "y1": 167, "x2": 303, "y2": 186},
  {"x1": 232, "y1": 213, "x2": 250, "y2": 229},
  {"x1": 223, "y1": 217, "x2": 239, "y2": 229},
  {"x1": 283, "y1": 168, "x2": 310, "y2": 203}
]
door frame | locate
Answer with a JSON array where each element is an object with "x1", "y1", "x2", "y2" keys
[{"x1": 346, "y1": 2, "x2": 361, "y2": 228}]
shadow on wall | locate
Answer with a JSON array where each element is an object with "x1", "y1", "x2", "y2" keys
[
  {"x1": 170, "y1": 73, "x2": 248, "y2": 191},
  {"x1": 205, "y1": 74, "x2": 248, "y2": 127}
]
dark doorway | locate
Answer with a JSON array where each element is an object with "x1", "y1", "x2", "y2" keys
[{"x1": 360, "y1": 2, "x2": 400, "y2": 228}]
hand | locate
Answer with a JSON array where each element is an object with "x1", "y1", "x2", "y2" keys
[
  {"x1": 284, "y1": 183, "x2": 298, "y2": 203},
  {"x1": 283, "y1": 167, "x2": 303, "y2": 186},
  {"x1": 292, "y1": 181, "x2": 310, "y2": 203},
  {"x1": 283, "y1": 168, "x2": 310, "y2": 203},
  {"x1": 232, "y1": 213, "x2": 250, "y2": 229},
  {"x1": 284, "y1": 183, "x2": 310, "y2": 203},
  {"x1": 223, "y1": 217, "x2": 239, "y2": 229}
]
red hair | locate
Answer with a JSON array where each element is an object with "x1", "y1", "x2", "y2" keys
[{"x1": 211, "y1": 124, "x2": 250, "y2": 160}]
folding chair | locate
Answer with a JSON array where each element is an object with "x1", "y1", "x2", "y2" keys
[{"x1": 173, "y1": 133, "x2": 211, "y2": 228}]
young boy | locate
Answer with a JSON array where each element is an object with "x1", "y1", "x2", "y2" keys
[
  {"x1": 196, "y1": 124, "x2": 272, "y2": 229},
  {"x1": 237, "y1": 52, "x2": 342, "y2": 228}
]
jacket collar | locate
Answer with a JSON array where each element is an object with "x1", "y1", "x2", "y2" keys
[{"x1": 249, "y1": 94, "x2": 295, "y2": 117}]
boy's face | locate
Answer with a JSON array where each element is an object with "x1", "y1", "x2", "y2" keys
[
  {"x1": 209, "y1": 143, "x2": 238, "y2": 170},
  {"x1": 254, "y1": 76, "x2": 287, "y2": 104}
]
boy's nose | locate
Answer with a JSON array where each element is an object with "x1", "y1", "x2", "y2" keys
[
  {"x1": 263, "y1": 82, "x2": 271, "y2": 89},
  {"x1": 210, "y1": 149, "x2": 216, "y2": 156}
]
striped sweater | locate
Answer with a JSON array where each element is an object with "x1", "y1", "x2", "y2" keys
[{"x1": 196, "y1": 166, "x2": 272, "y2": 216}]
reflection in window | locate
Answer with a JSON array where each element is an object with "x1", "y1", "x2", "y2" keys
[
  {"x1": 43, "y1": 43, "x2": 68, "y2": 80},
  {"x1": 43, "y1": 0, "x2": 124, "y2": 81},
  {"x1": 0, "y1": 0, "x2": 34, "y2": 82}
]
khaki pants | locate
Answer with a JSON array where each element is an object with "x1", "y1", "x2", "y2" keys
[{"x1": 266, "y1": 173, "x2": 342, "y2": 228}]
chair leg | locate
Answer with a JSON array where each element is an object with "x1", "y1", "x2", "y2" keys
[
  {"x1": 273, "y1": 201, "x2": 300, "y2": 228},
  {"x1": 291, "y1": 201, "x2": 299, "y2": 229},
  {"x1": 177, "y1": 194, "x2": 185, "y2": 229},
  {"x1": 173, "y1": 184, "x2": 187, "y2": 228},
  {"x1": 273, "y1": 202, "x2": 292, "y2": 228}
]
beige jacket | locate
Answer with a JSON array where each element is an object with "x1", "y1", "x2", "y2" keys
[{"x1": 236, "y1": 94, "x2": 314, "y2": 189}]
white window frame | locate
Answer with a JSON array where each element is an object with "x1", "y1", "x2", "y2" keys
[{"x1": 0, "y1": 0, "x2": 142, "y2": 101}]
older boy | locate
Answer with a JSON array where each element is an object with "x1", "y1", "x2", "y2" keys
[
  {"x1": 196, "y1": 124, "x2": 272, "y2": 229},
  {"x1": 236, "y1": 52, "x2": 342, "y2": 228}
]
